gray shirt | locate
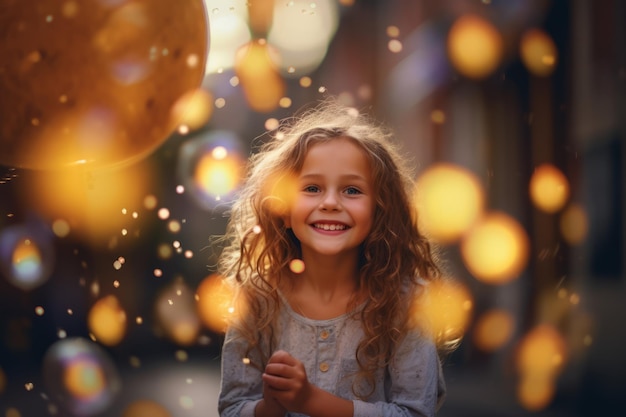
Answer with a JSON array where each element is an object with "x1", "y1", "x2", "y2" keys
[{"x1": 218, "y1": 294, "x2": 445, "y2": 417}]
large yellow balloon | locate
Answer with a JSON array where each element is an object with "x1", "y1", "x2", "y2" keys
[{"x1": 0, "y1": 0, "x2": 208, "y2": 169}]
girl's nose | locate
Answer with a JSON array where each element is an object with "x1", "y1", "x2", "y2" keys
[{"x1": 319, "y1": 192, "x2": 341, "y2": 211}]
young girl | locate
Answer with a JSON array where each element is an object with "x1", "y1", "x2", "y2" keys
[{"x1": 217, "y1": 100, "x2": 446, "y2": 417}]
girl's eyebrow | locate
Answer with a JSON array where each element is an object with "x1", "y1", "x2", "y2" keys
[{"x1": 299, "y1": 173, "x2": 370, "y2": 183}]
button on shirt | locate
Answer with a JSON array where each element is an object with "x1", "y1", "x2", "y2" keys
[{"x1": 218, "y1": 293, "x2": 446, "y2": 417}]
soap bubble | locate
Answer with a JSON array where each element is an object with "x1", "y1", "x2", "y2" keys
[
  {"x1": 43, "y1": 337, "x2": 121, "y2": 416},
  {"x1": 177, "y1": 130, "x2": 245, "y2": 210},
  {"x1": 0, "y1": 222, "x2": 54, "y2": 291}
]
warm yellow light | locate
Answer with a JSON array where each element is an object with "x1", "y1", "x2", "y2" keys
[
  {"x1": 560, "y1": 204, "x2": 588, "y2": 245},
  {"x1": 418, "y1": 279, "x2": 473, "y2": 345},
  {"x1": 122, "y1": 399, "x2": 172, "y2": 417},
  {"x1": 416, "y1": 163, "x2": 485, "y2": 244},
  {"x1": 196, "y1": 274, "x2": 238, "y2": 334},
  {"x1": 529, "y1": 164, "x2": 569, "y2": 213},
  {"x1": 63, "y1": 359, "x2": 106, "y2": 400},
  {"x1": 473, "y1": 309, "x2": 515, "y2": 352},
  {"x1": 235, "y1": 40, "x2": 286, "y2": 112},
  {"x1": 23, "y1": 164, "x2": 151, "y2": 243},
  {"x1": 447, "y1": 14, "x2": 503, "y2": 79},
  {"x1": 171, "y1": 88, "x2": 214, "y2": 131},
  {"x1": 520, "y1": 28, "x2": 558, "y2": 77},
  {"x1": 461, "y1": 212, "x2": 529, "y2": 284},
  {"x1": 87, "y1": 295, "x2": 127, "y2": 346},
  {"x1": 194, "y1": 152, "x2": 243, "y2": 197},
  {"x1": 517, "y1": 374, "x2": 555, "y2": 411},
  {"x1": 516, "y1": 324, "x2": 567, "y2": 378},
  {"x1": 262, "y1": 172, "x2": 299, "y2": 216},
  {"x1": 289, "y1": 259, "x2": 305, "y2": 274}
]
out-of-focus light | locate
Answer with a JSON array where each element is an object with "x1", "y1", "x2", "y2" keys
[
  {"x1": 529, "y1": 163, "x2": 569, "y2": 213},
  {"x1": 88, "y1": 295, "x2": 127, "y2": 346},
  {"x1": 447, "y1": 14, "x2": 503, "y2": 79},
  {"x1": 205, "y1": 1, "x2": 251, "y2": 74},
  {"x1": 196, "y1": 274, "x2": 238, "y2": 334},
  {"x1": 461, "y1": 211, "x2": 529, "y2": 284},
  {"x1": 0, "y1": 222, "x2": 54, "y2": 291},
  {"x1": 154, "y1": 277, "x2": 201, "y2": 346},
  {"x1": 122, "y1": 399, "x2": 172, "y2": 417},
  {"x1": 515, "y1": 324, "x2": 566, "y2": 410},
  {"x1": 267, "y1": 0, "x2": 339, "y2": 77},
  {"x1": 520, "y1": 28, "x2": 558, "y2": 77},
  {"x1": 473, "y1": 309, "x2": 515, "y2": 352},
  {"x1": 171, "y1": 88, "x2": 214, "y2": 131},
  {"x1": 235, "y1": 39, "x2": 286, "y2": 112},
  {"x1": 22, "y1": 164, "x2": 152, "y2": 243},
  {"x1": 560, "y1": 204, "x2": 588, "y2": 245},
  {"x1": 177, "y1": 130, "x2": 245, "y2": 210},
  {"x1": 517, "y1": 374, "x2": 555, "y2": 411},
  {"x1": 43, "y1": 338, "x2": 121, "y2": 416},
  {"x1": 289, "y1": 259, "x2": 305, "y2": 274},
  {"x1": 415, "y1": 163, "x2": 485, "y2": 244},
  {"x1": 418, "y1": 278, "x2": 473, "y2": 346},
  {"x1": 516, "y1": 324, "x2": 567, "y2": 378},
  {"x1": 262, "y1": 172, "x2": 299, "y2": 216}
]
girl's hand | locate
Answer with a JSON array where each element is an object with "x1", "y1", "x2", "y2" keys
[
  {"x1": 262, "y1": 350, "x2": 313, "y2": 413},
  {"x1": 258, "y1": 382, "x2": 287, "y2": 417}
]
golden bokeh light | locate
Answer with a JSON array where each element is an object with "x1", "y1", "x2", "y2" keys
[
  {"x1": 171, "y1": 88, "x2": 214, "y2": 131},
  {"x1": 418, "y1": 278, "x2": 473, "y2": 345},
  {"x1": 461, "y1": 211, "x2": 530, "y2": 284},
  {"x1": 415, "y1": 163, "x2": 485, "y2": 244},
  {"x1": 196, "y1": 274, "x2": 238, "y2": 334},
  {"x1": 472, "y1": 309, "x2": 515, "y2": 352},
  {"x1": 194, "y1": 151, "x2": 243, "y2": 198},
  {"x1": 516, "y1": 324, "x2": 567, "y2": 378},
  {"x1": 235, "y1": 40, "x2": 286, "y2": 112},
  {"x1": 520, "y1": 28, "x2": 558, "y2": 77},
  {"x1": 123, "y1": 400, "x2": 172, "y2": 417},
  {"x1": 289, "y1": 259, "x2": 306, "y2": 274},
  {"x1": 87, "y1": 295, "x2": 127, "y2": 346},
  {"x1": 447, "y1": 14, "x2": 503, "y2": 79},
  {"x1": 262, "y1": 172, "x2": 299, "y2": 216},
  {"x1": 529, "y1": 163, "x2": 570, "y2": 213},
  {"x1": 517, "y1": 374, "x2": 556, "y2": 411},
  {"x1": 560, "y1": 203, "x2": 588, "y2": 245},
  {"x1": 21, "y1": 164, "x2": 151, "y2": 244},
  {"x1": 63, "y1": 358, "x2": 106, "y2": 400}
]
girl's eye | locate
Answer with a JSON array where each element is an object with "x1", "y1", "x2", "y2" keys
[
  {"x1": 344, "y1": 187, "x2": 362, "y2": 195},
  {"x1": 303, "y1": 185, "x2": 320, "y2": 193}
]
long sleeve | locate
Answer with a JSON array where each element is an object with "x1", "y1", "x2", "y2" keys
[
  {"x1": 351, "y1": 329, "x2": 446, "y2": 417},
  {"x1": 218, "y1": 326, "x2": 264, "y2": 417}
]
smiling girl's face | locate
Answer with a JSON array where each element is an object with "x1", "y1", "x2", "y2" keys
[{"x1": 284, "y1": 137, "x2": 375, "y2": 261}]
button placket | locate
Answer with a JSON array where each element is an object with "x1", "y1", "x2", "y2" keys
[{"x1": 316, "y1": 326, "x2": 335, "y2": 381}]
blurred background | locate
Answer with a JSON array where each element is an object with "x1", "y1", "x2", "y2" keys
[{"x1": 0, "y1": 0, "x2": 624, "y2": 416}]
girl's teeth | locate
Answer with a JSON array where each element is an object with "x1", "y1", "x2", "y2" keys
[{"x1": 315, "y1": 224, "x2": 345, "y2": 231}]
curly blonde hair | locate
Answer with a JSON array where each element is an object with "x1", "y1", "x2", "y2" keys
[{"x1": 218, "y1": 99, "x2": 441, "y2": 398}]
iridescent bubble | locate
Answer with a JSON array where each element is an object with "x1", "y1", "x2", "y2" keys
[
  {"x1": 43, "y1": 337, "x2": 121, "y2": 416},
  {"x1": 0, "y1": 222, "x2": 54, "y2": 291},
  {"x1": 177, "y1": 130, "x2": 245, "y2": 210}
]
